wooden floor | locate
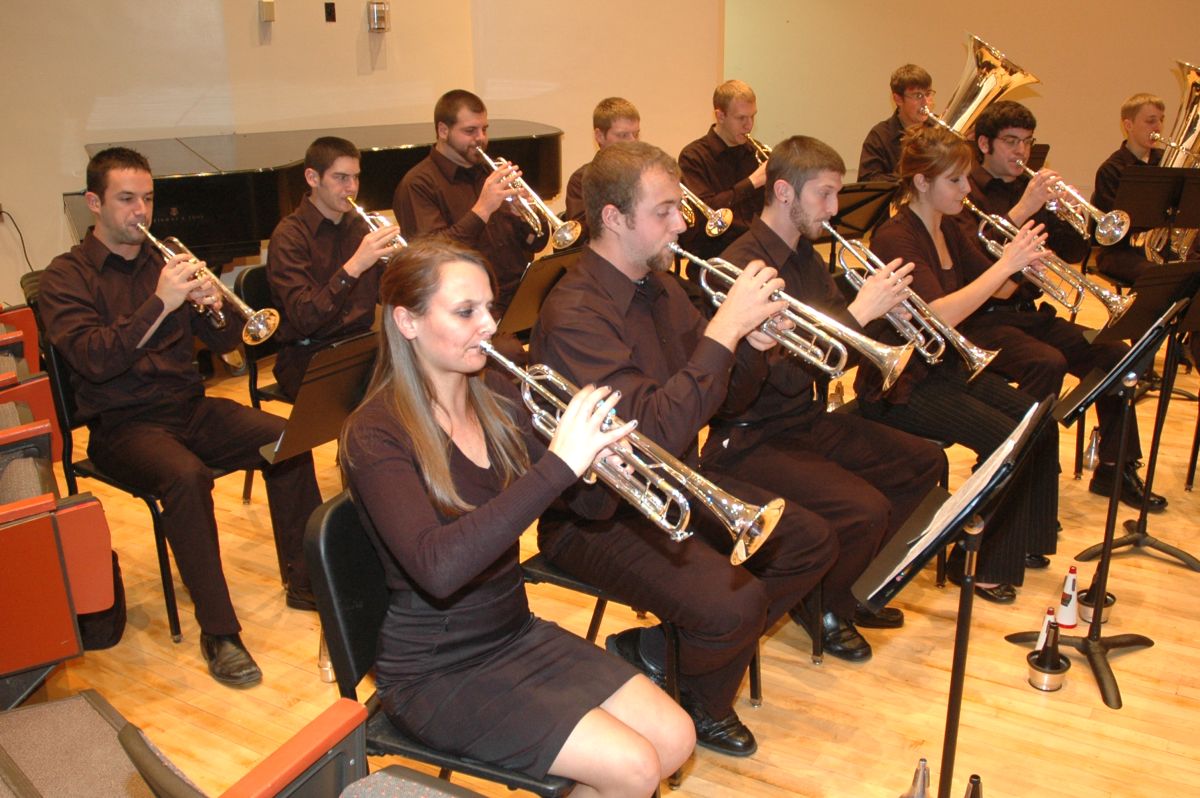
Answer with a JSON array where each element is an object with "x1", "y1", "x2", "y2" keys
[{"x1": 38, "y1": 300, "x2": 1200, "y2": 798}]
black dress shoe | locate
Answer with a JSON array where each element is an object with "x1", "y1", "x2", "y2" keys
[
  {"x1": 1024, "y1": 554, "x2": 1051, "y2": 570},
  {"x1": 1089, "y1": 463, "x2": 1168, "y2": 512},
  {"x1": 285, "y1": 584, "x2": 317, "y2": 611},
  {"x1": 605, "y1": 628, "x2": 666, "y2": 690},
  {"x1": 946, "y1": 572, "x2": 1017, "y2": 604},
  {"x1": 200, "y1": 633, "x2": 262, "y2": 687},
  {"x1": 687, "y1": 705, "x2": 757, "y2": 757},
  {"x1": 852, "y1": 605, "x2": 904, "y2": 629},
  {"x1": 790, "y1": 609, "x2": 872, "y2": 662}
]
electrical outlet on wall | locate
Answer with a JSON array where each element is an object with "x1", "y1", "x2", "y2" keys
[{"x1": 324, "y1": 2, "x2": 336, "y2": 22}]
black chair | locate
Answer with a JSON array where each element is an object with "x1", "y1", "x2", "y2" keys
[
  {"x1": 305, "y1": 491, "x2": 575, "y2": 798},
  {"x1": 234, "y1": 264, "x2": 290, "y2": 504}
]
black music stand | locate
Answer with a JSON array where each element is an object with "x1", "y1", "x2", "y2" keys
[
  {"x1": 821, "y1": 182, "x2": 900, "y2": 272},
  {"x1": 855, "y1": 398, "x2": 1056, "y2": 798},
  {"x1": 1083, "y1": 264, "x2": 1200, "y2": 569},
  {"x1": 1112, "y1": 166, "x2": 1200, "y2": 241},
  {"x1": 260, "y1": 332, "x2": 376, "y2": 464},
  {"x1": 1008, "y1": 299, "x2": 1190, "y2": 710},
  {"x1": 497, "y1": 248, "x2": 579, "y2": 338}
]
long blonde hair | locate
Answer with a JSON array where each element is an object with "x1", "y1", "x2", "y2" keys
[{"x1": 347, "y1": 238, "x2": 530, "y2": 516}]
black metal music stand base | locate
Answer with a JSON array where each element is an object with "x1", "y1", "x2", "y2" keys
[
  {"x1": 1003, "y1": 629, "x2": 1153, "y2": 709},
  {"x1": 1076, "y1": 522, "x2": 1200, "y2": 571}
]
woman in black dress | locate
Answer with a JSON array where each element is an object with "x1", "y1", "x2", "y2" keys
[
  {"x1": 342, "y1": 239, "x2": 694, "y2": 797},
  {"x1": 854, "y1": 124, "x2": 1060, "y2": 601}
]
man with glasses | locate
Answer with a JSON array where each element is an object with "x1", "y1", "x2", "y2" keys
[
  {"x1": 957, "y1": 101, "x2": 1164, "y2": 515},
  {"x1": 857, "y1": 64, "x2": 935, "y2": 182}
]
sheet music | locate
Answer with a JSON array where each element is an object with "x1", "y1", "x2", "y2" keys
[{"x1": 881, "y1": 403, "x2": 1039, "y2": 585}]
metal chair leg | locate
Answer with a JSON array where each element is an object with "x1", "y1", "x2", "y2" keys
[
  {"x1": 242, "y1": 470, "x2": 254, "y2": 504},
  {"x1": 146, "y1": 500, "x2": 182, "y2": 643},
  {"x1": 748, "y1": 645, "x2": 762, "y2": 708},
  {"x1": 318, "y1": 630, "x2": 335, "y2": 683},
  {"x1": 585, "y1": 598, "x2": 608, "y2": 643}
]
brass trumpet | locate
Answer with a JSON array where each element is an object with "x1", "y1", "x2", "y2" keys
[
  {"x1": 669, "y1": 242, "x2": 914, "y2": 392},
  {"x1": 138, "y1": 224, "x2": 280, "y2": 345},
  {"x1": 347, "y1": 197, "x2": 407, "y2": 261},
  {"x1": 474, "y1": 147, "x2": 582, "y2": 250},
  {"x1": 823, "y1": 222, "x2": 998, "y2": 380},
  {"x1": 1014, "y1": 159, "x2": 1130, "y2": 246},
  {"x1": 747, "y1": 134, "x2": 772, "y2": 165},
  {"x1": 962, "y1": 198, "x2": 1134, "y2": 325},
  {"x1": 679, "y1": 183, "x2": 733, "y2": 237},
  {"x1": 479, "y1": 340, "x2": 783, "y2": 565}
]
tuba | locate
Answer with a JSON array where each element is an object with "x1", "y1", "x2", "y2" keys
[
  {"x1": 475, "y1": 147, "x2": 582, "y2": 250},
  {"x1": 138, "y1": 224, "x2": 280, "y2": 345},
  {"x1": 670, "y1": 242, "x2": 914, "y2": 392},
  {"x1": 823, "y1": 222, "x2": 998, "y2": 380},
  {"x1": 679, "y1": 183, "x2": 733, "y2": 237},
  {"x1": 1144, "y1": 60, "x2": 1200, "y2": 263},
  {"x1": 924, "y1": 34, "x2": 1039, "y2": 137},
  {"x1": 479, "y1": 341, "x2": 783, "y2": 565},
  {"x1": 962, "y1": 198, "x2": 1134, "y2": 325}
]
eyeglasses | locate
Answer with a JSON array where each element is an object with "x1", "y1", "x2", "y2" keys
[
  {"x1": 904, "y1": 90, "x2": 936, "y2": 102},
  {"x1": 995, "y1": 134, "x2": 1036, "y2": 148}
]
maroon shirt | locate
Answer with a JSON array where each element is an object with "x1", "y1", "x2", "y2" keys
[
  {"x1": 392, "y1": 148, "x2": 549, "y2": 313},
  {"x1": 564, "y1": 162, "x2": 588, "y2": 226},
  {"x1": 678, "y1": 126, "x2": 764, "y2": 259},
  {"x1": 530, "y1": 246, "x2": 769, "y2": 478},
  {"x1": 1092, "y1": 142, "x2": 1162, "y2": 215},
  {"x1": 39, "y1": 229, "x2": 242, "y2": 426},
  {"x1": 856, "y1": 205, "x2": 992, "y2": 404},
  {"x1": 962, "y1": 162, "x2": 1090, "y2": 265},
  {"x1": 857, "y1": 111, "x2": 905, "y2": 183},
  {"x1": 267, "y1": 196, "x2": 382, "y2": 398},
  {"x1": 713, "y1": 218, "x2": 866, "y2": 438}
]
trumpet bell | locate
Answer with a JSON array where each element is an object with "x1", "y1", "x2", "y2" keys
[
  {"x1": 730, "y1": 497, "x2": 785, "y2": 566},
  {"x1": 552, "y1": 219, "x2": 583, "y2": 250},
  {"x1": 1094, "y1": 209, "x2": 1131, "y2": 247},
  {"x1": 243, "y1": 308, "x2": 281, "y2": 346},
  {"x1": 706, "y1": 207, "x2": 733, "y2": 238}
]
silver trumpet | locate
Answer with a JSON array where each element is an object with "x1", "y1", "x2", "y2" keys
[
  {"x1": 347, "y1": 197, "x2": 407, "y2": 261},
  {"x1": 962, "y1": 198, "x2": 1134, "y2": 325},
  {"x1": 746, "y1": 134, "x2": 772, "y2": 165},
  {"x1": 479, "y1": 341, "x2": 783, "y2": 565},
  {"x1": 679, "y1": 183, "x2": 733, "y2": 237},
  {"x1": 669, "y1": 242, "x2": 914, "y2": 392},
  {"x1": 822, "y1": 222, "x2": 998, "y2": 380},
  {"x1": 138, "y1": 224, "x2": 280, "y2": 345},
  {"x1": 1014, "y1": 159, "x2": 1130, "y2": 246},
  {"x1": 474, "y1": 147, "x2": 582, "y2": 250}
]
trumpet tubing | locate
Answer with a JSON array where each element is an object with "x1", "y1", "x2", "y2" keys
[
  {"x1": 823, "y1": 222, "x2": 998, "y2": 380},
  {"x1": 1014, "y1": 159, "x2": 1130, "y2": 246},
  {"x1": 961, "y1": 199, "x2": 1134, "y2": 326},
  {"x1": 669, "y1": 242, "x2": 913, "y2": 392},
  {"x1": 137, "y1": 224, "x2": 279, "y2": 345},
  {"x1": 746, "y1": 135, "x2": 772, "y2": 165},
  {"x1": 679, "y1": 183, "x2": 733, "y2": 237},
  {"x1": 474, "y1": 147, "x2": 582, "y2": 250},
  {"x1": 478, "y1": 341, "x2": 782, "y2": 564}
]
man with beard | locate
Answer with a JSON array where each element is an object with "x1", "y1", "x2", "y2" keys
[
  {"x1": 530, "y1": 140, "x2": 835, "y2": 758},
  {"x1": 713, "y1": 135, "x2": 946, "y2": 661},
  {"x1": 393, "y1": 89, "x2": 549, "y2": 319}
]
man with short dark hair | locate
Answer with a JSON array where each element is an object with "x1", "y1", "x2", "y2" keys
[
  {"x1": 532, "y1": 140, "x2": 834, "y2": 757},
  {"x1": 858, "y1": 64, "x2": 935, "y2": 183},
  {"x1": 960, "y1": 101, "x2": 1163, "y2": 513},
  {"x1": 678, "y1": 79, "x2": 767, "y2": 260},
  {"x1": 393, "y1": 89, "x2": 548, "y2": 318},
  {"x1": 40, "y1": 147, "x2": 323, "y2": 688},
  {"x1": 563, "y1": 97, "x2": 641, "y2": 235},
  {"x1": 713, "y1": 135, "x2": 946, "y2": 660},
  {"x1": 267, "y1": 136, "x2": 398, "y2": 400}
]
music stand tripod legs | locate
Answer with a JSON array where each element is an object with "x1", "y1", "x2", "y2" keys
[
  {"x1": 1008, "y1": 373, "x2": 1153, "y2": 709},
  {"x1": 1076, "y1": 327, "x2": 1200, "y2": 571}
]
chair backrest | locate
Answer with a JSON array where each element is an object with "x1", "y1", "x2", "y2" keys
[
  {"x1": 305, "y1": 490, "x2": 390, "y2": 700},
  {"x1": 235, "y1": 265, "x2": 283, "y2": 362}
]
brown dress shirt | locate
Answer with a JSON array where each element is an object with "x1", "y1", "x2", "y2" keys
[
  {"x1": 39, "y1": 229, "x2": 242, "y2": 426},
  {"x1": 857, "y1": 111, "x2": 905, "y2": 183},
  {"x1": 392, "y1": 148, "x2": 549, "y2": 314},
  {"x1": 529, "y1": 246, "x2": 769, "y2": 519},
  {"x1": 715, "y1": 218, "x2": 866, "y2": 437},
  {"x1": 678, "y1": 126, "x2": 764, "y2": 260},
  {"x1": 564, "y1": 162, "x2": 588, "y2": 225},
  {"x1": 856, "y1": 205, "x2": 992, "y2": 404},
  {"x1": 267, "y1": 196, "x2": 381, "y2": 399}
]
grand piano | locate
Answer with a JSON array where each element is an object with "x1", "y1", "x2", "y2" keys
[{"x1": 64, "y1": 120, "x2": 564, "y2": 267}]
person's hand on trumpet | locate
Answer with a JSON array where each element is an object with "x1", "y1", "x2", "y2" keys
[
  {"x1": 547, "y1": 384, "x2": 638, "y2": 478},
  {"x1": 849, "y1": 257, "x2": 916, "y2": 323},
  {"x1": 998, "y1": 220, "x2": 1048, "y2": 277},
  {"x1": 156, "y1": 253, "x2": 208, "y2": 313},
  {"x1": 705, "y1": 258, "x2": 788, "y2": 352},
  {"x1": 473, "y1": 160, "x2": 521, "y2": 222}
]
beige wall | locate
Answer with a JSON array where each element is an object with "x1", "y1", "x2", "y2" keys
[
  {"x1": 0, "y1": 0, "x2": 723, "y2": 302},
  {"x1": 725, "y1": 1, "x2": 1198, "y2": 190}
]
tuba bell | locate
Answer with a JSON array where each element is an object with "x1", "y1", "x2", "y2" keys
[
  {"x1": 925, "y1": 34, "x2": 1039, "y2": 136},
  {"x1": 1143, "y1": 60, "x2": 1200, "y2": 263}
]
